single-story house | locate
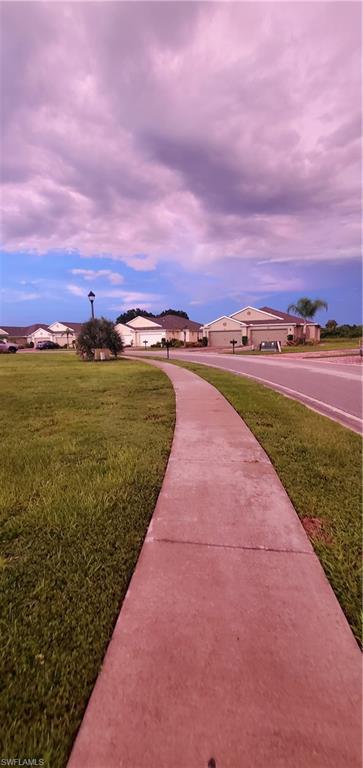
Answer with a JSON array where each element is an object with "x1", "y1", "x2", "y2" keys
[
  {"x1": 116, "y1": 314, "x2": 203, "y2": 347},
  {"x1": 203, "y1": 306, "x2": 320, "y2": 347},
  {"x1": 0, "y1": 321, "x2": 83, "y2": 347}
]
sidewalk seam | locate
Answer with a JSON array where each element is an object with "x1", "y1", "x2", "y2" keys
[{"x1": 147, "y1": 536, "x2": 314, "y2": 556}]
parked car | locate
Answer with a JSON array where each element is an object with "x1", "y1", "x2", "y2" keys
[
  {"x1": 36, "y1": 341, "x2": 60, "y2": 350},
  {"x1": 0, "y1": 339, "x2": 18, "y2": 353}
]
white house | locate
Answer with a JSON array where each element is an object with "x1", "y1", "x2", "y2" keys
[
  {"x1": 1, "y1": 322, "x2": 83, "y2": 347},
  {"x1": 116, "y1": 314, "x2": 203, "y2": 347}
]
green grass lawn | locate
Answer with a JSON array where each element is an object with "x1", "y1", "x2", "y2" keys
[
  {"x1": 167, "y1": 360, "x2": 362, "y2": 644},
  {"x1": 310, "y1": 338, "x2": 361, "y2": 351},
  {"x1": 0, "y1": 353, "x2": 174, "y2": 766},
  {"x1": 233, "y1": 337, "x2": 361, "y2": 355}
]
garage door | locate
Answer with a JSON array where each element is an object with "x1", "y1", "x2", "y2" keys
[
  {"x1": 251, "y1": 328, "x2": 288, "y2": 346},
  {"x1": 209, "y1": 331, "x2": 242, "y2": 347}
]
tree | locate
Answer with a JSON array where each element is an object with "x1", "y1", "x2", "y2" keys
[
  {"x1": 287, "y1": 298, "x2": 328, "y2": 344},
  {"x1": 116, "y1": 308, "x2": 155, "y2": 325},
  {"x1": 65, "y1": 327, "x2": 72, "y2": 348},
  {"x1": 326, "y1": 319, "x2": 337, "y2": 330},
  {"x1": 287, "y1": 297, "x2": 328, "y2": 321},
  {"x1": 77, "y1": 318, "x2": 123, "y2": 360},
  {"x1": 159, "y1": 309, "x2": 189, "y2": 319},
  {"x1": 116, "y1": 307, "x2": 190, "y2": 324}
]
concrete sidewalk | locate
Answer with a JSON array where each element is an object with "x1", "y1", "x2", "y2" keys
[{"x1": 68, "y1": 361, "x2": 361, "y2": 768}]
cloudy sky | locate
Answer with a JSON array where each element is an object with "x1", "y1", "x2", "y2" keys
[{"x1": 1, "y1": 1, "x2": 361, "y2": 325}]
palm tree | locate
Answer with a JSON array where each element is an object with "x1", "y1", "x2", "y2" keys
[
  {"x1": 287, "y1": 297, "x2": 328, "y2": 343},
  {"x1": 287, "y1": 297, "x2": 328, "y2": 321}
]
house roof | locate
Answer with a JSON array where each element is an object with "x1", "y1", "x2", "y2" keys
[
  {"x1": 259, "y1": 306, "x2": 306, "y2": 324},
  {"x1": 1, "y1": 324, "x2": 48, "y2": 336},
  {"x1": 127, "y1": 314, "x2": 202, "y2": 331},
  {"x1": 59, "y1": 322, "x2": 83, "y2": 332},
  {"x1": 1, "y1": 321, "x2": 83, "y2": 336},
  {"x1": 154, "y1": 315, "x2": 202, "y2": 331},
  {"x1": 230, "y1": 306, "x2": 283, "y2": 320},
  {"x1": 126, "y1": 316, "x2": 162, "y2": 329},
  {"x1": 243, "y1": 319, "x2": 301, "y2": 327},
  {"x1": 203, "y1": 315, "x2": 244, "y2": 328}
]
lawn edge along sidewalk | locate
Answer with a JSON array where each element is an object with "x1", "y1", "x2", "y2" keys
[{"x1": 68, "y1": 361, "x2": 361, "y2": 768}]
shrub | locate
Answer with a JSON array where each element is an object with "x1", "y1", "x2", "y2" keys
[
  {"x1": 321, "y1": 323, "x2": 362, "y2": 339},
  {"x1": 287, "y1": 334, "x2": 294, "y2": 342},
  {"x1": 161, "y1": 338, "x2": 183, "y2": 347},
  {"x1": 200, "y1": 336, "x2": 208, "y2": 347},
  {"x1": 76, "y1": 318, "x2": 123, "y2": 360},
  {"x1": 242, "y1": 336, "x2": 248, "y2": 346}
]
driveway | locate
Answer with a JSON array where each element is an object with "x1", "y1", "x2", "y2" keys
[{"x1": 127, "y1": 350, "x2": 363, "y2": 433}]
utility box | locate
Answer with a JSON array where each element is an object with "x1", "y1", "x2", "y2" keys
[
  {"x1": 259, "y1": 340, "x2": 281, "y2": 353},
  {"x1": 94, "y1": 348, "x2": 111, "y2": 361}
]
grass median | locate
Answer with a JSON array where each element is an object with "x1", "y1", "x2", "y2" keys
[
  {"x1": 233, "y1": 337, "x2": 361, "y2": 355},
  {"x1": 0, "y1": 353, "x2": 174, "y2": 766},
  {"x1": 167, "y1": 360, "x2": 362, "y2": 644}
]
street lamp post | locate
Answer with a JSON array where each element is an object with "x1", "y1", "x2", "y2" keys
[{"x1": 88, "y1": 291, "x2": 96, "y2": 319}]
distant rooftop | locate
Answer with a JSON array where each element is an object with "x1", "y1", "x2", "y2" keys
[
  {"x1": 259, "y1": 307, "x2": 306, "y2": 324},
  {"x1": 1, "y1": 322, "x2": 83, "y2": 336},
  {"x1": 127, "y1": 314, "x2": 202, "y2": 331}
]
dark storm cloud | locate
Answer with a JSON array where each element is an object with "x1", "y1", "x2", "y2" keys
[{"x1": 1, "y1": 1, "x2": 361, "y2": 278}]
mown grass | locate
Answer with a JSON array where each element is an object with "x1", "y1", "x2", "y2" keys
[
  {"x1": 0, "y1": 353, "x2": 174, "y2": 766},
  {"x1": 233, "y1": 337, "x2": 361, "y2": 354},
  {"x1": 282, "y1": 338, "x2": 361, "y2": 353},
  {"x1": 169, "y1": 360, "x2": 362, "y2": 644},
  {"x1": 312, "y1": 338, "x2": 361, "y2": 351}
]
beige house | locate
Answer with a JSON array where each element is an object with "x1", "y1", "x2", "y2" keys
[
  {"x1": 1, "y1": 321, "x2": 83, "y2": 347},
  {"x1": 203, "y1": 306, "x2": 320, "y2": 347},
  {"x1": 116, "y1": 314, "x2": 203, "y2": 347}
]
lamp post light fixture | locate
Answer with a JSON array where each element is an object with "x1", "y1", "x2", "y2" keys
[
  {"x1": 88, "y1": 291, "x2": 96, "y2": 319},
  {"x1": 143, "y1": 340, "x2": 148, "y2": 350},
  {"x1": 230, "y1": 338, "x2": 237, "y2": 354}
]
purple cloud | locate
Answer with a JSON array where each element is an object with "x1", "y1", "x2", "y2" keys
[{"x1": 1, "y1": 1, "x2": 361, "y2": 295}]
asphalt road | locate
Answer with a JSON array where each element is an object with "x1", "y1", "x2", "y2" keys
[{"x1": 129, "y1": 350, "x2": 363, "y2": 433}]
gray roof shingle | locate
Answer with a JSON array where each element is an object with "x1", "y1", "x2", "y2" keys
[{"x1": 259, "y1": 306, "x2": 306, "y2": 324}]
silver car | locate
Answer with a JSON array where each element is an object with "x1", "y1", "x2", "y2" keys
[{"x1": 0, "y1": 339, "x2": 18, "y2": 353}]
